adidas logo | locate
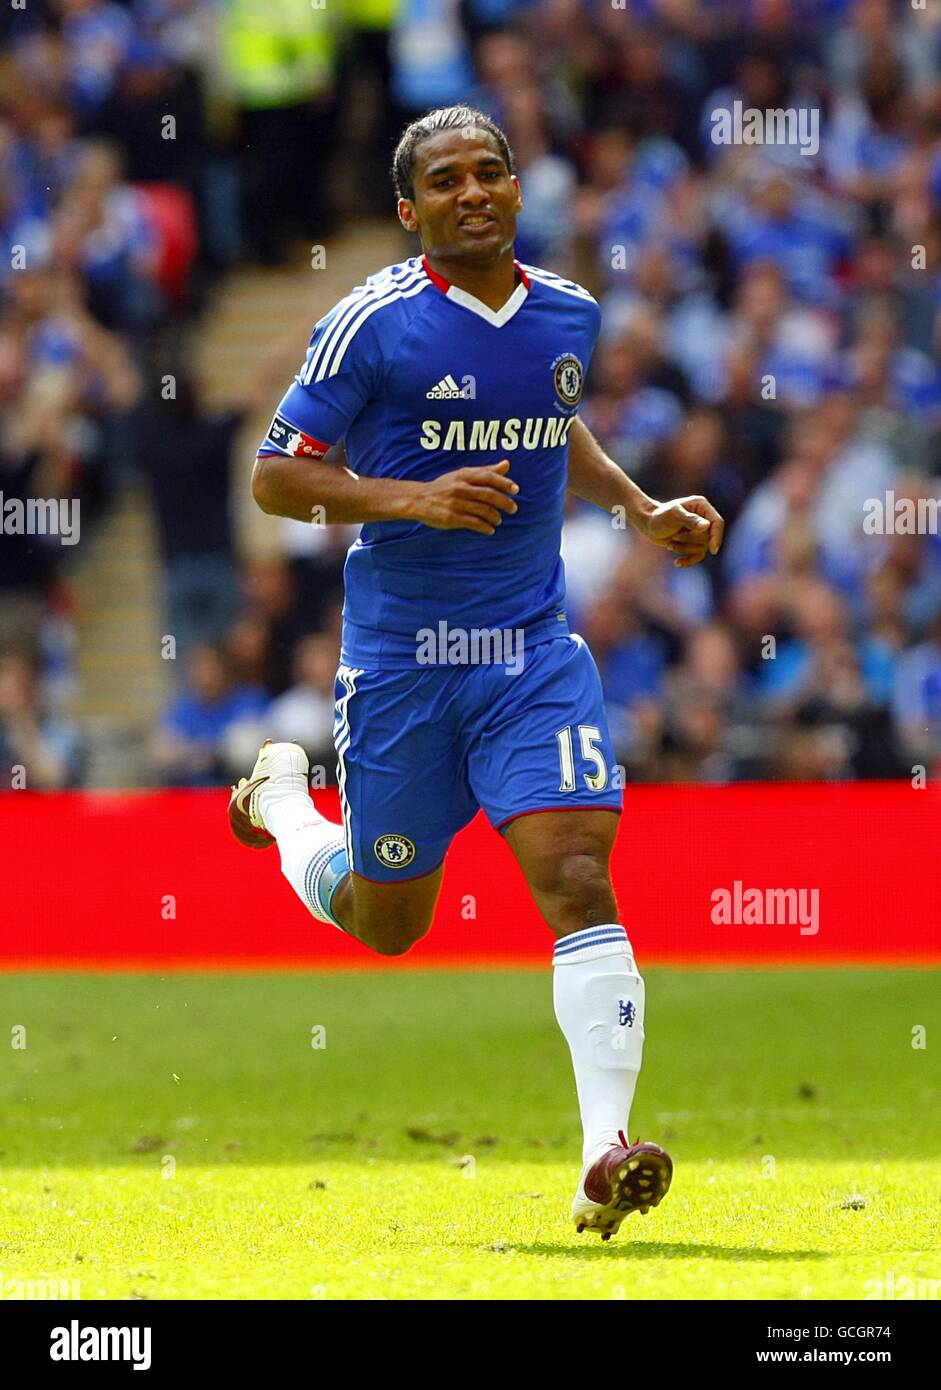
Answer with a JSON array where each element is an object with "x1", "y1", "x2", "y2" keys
[{"x1": 426, "y1": 374, "x2": 466, "y2": 399}]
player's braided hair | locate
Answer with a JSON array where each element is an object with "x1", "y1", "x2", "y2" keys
[{"x1": 392, "y1": 106, "x2": 516, "y2": 202}]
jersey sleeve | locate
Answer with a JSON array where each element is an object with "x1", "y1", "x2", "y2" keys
[
  {"x1": 257, "y1": 297, "x2": 384, "y2": 458},
  {"x1": 584, "y1": 295, "x2": 603, "y2": 360}
]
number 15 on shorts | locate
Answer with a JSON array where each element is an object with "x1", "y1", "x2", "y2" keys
[{"x1": 555, "y1": 724, "x2": 609, "y2": 792}]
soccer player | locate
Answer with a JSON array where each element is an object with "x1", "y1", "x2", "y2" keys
[{"x1": 230, "y1": 106, "x2": 724, "y2": 1239}]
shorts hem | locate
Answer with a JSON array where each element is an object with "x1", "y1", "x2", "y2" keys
[
  {"x1": 349, "y1": 856, "x2": 446, "y2": 885},
  {"x1": 495, "y1": 802, "x2": 623, "y2": 834}
]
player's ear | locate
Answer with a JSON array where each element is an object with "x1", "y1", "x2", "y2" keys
[
  {"x1": 511, "y1": 175, "x2": 522, "y2": 213},
  {"x1": 397, "y1": 197, "x2": 420, "y2": 233}
]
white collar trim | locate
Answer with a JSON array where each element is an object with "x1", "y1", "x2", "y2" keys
[{"x1": 444, "y1": 279, "x2": 529, "y2": 328}]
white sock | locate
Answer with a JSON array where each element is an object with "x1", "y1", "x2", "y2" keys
[
  {"x1": 257, "y1": 783, "x2": 349, "y2": 929},
  {"x1": 552, "y1": 924, "x2": 645, "y2": 1166}
]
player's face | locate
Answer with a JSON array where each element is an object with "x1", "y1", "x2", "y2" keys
[{"x1": 398, "y1": 129, "x2": 522, "y2": 264}]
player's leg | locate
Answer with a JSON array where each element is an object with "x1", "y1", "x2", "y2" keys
[
  {"x1": 230, "y1": 736, "x2": 447, "y2": 954},
  {"x1": 503, "y1": 804, "x2": 620, "y2": 939},
  {"x1": 229, "y1": 665, "x2": 475, "y2": 956},
  {"x1": 504, "y1": 804, "x2": 655, "y2": 1177},
  {"x1": 468, "y1": 635, "x2": 671, "y2": 1235},
  {"x1": 330, "y1": 865, "x2": 444, "y2": 956},
  {"x1": 506, "y1": 805, "x2": 672, "y2": 1238}
]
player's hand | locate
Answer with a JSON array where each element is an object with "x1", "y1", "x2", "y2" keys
[
  {"x1": 638, "y1": 495, "x2": 724, "y2": 567},
  {"x1": 413, "y1": 458, "x2": 520, "y2": 535}
]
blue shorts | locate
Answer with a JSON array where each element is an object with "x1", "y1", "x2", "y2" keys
[{"x1": 332, "y1": 634, "x2": 622, "y2": 882}]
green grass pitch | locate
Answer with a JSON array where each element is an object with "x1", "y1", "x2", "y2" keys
[{"x1": 1, "y1": 968, "x2": 938, "y2": 1301}]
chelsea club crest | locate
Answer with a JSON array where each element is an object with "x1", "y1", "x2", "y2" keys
[
  {"x1": 374, "y1": 833, "x2": 417, "y2": 869},
  {"x1": 552, "y1": 353, "x2": 584, "y2": 407}
]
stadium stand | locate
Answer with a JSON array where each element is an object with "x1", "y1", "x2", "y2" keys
[{"x1": 2, "y1": 0, "x2": 940, "y2": 790}]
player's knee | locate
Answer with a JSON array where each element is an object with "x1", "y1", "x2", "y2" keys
[
  {"x1": 544, "y1": 848, "x2": 616, "y2": 925},
  {"x1": 346, "y1": 870, "x2": 441, "y2": 956},
  {"x1": 357, "y1": 907, "x2": 433, "y2": 957},
  {"x1": 368, "y1": 931, "x2": 427, "y2": 957},
  {"x1": 372, "y1": 940, "x2": 411, "y2": 957}
]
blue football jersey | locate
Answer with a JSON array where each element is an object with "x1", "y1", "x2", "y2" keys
[{"x1": 258, "y1": 254, "x2": 602, "y2": 667}]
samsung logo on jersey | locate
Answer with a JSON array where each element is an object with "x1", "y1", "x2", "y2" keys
[{"x1": 420, "y1": 417, "x2": 577, "y2": 452}]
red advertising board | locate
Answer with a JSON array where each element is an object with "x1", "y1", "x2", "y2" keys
[{"x1": 1, "y1": 783, "x2": 937, "y2": 968}]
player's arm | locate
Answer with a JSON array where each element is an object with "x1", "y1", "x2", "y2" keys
[
  {"x1": 565, "y1": 415, "x2": 724, "y2": 567},
  {"x1": 253, "y1": 300, "x2": 519, "y2": 535},
  {"x1": 252, "y1": 450, "x2": 519, "y2": 536}
]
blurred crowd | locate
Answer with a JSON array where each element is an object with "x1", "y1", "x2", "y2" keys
[{"x1": 2, "y1": 0, "x2": 941, "y2": 790}]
